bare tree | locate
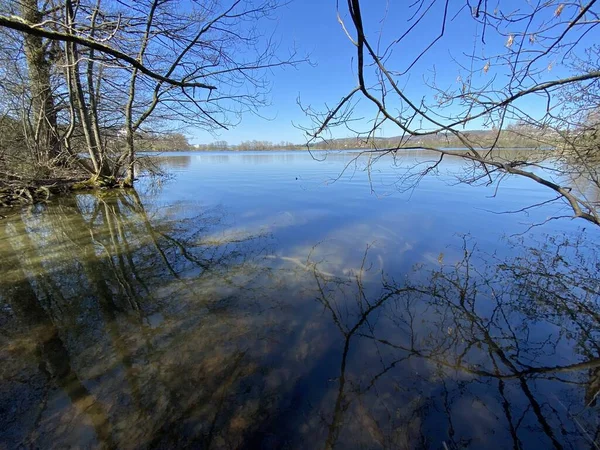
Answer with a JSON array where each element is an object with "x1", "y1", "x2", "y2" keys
[
  {"x1": 302, "y1": 0, "x2": 600, "y2": 226},
  {"x1": 18, "y1": 0, "x2": 61, "y2": 164},
  {"x1": 0, "y1": 0, "x2": 300, "y2": 185},
  {"x1": 0, "y1": 1, "x2": 64, "y2": 174}
]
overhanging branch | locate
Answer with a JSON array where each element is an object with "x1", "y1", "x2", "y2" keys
[{"x1": 0, "y1": 14, "x2": 217, "y2": 90}]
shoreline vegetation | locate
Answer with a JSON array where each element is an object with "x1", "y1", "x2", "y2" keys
[
  {"x1": 0, "y1": 167, "x2": 126, "y2": 211},
  {"x1": 0, "y1": 0, "x2": 304, "y2": 211}
]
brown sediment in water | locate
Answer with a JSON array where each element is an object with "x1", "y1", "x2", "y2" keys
[{"x1": 0, "y1": 173, "x2": 129, "y2": 214}]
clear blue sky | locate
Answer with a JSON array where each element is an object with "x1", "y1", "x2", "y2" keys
[{"x1": 190, "y1": 0, "x2": 600, "y2": 146}]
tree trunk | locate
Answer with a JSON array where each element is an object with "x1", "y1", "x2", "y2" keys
[
  {"x1": 64, "y1": 1, "x2": 112, "y2": 181},
  {"x1": 20, "y1": 0, "x2": 60, "y2": 164}
]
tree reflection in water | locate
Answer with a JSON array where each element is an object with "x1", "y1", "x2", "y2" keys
[
  {"x1": 0, "y1": 192, "x2": 598, "y2": 449},
  {"x1": 308, "y1": 234, "x2": 600, "y2": 449},
  {"x1": 0, "y1": 190, "x2": 281, "y2": 449}
]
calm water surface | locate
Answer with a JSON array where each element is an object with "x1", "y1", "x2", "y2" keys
[{"x1": 1, "y1": 150, "x2": 599, "y2": 449}]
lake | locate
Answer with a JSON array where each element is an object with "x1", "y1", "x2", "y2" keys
[{"x1": 1, "y1": 150, "x2": 598, "y2": 449}]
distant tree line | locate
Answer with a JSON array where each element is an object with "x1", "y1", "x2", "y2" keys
[
  {"x1": 188, "y1": 124, "x2": 555, "y2": 152},
  {"x1": 191, "y1": 140, "x2": 301, "y2": 151}
]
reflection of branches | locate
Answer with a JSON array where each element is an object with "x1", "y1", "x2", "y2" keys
[
  {"x1": 308, "y1": 231, "x2": 600, "y2": 448},
  {"x1": 307, "y1": 249, "x2": 426, "y2": 449},
  {"x1": 74, "y1": 189, "x2": 271, "y2": 307},
  {"x1": 0, "y1": 219, "x2": 116, "y2": 449},
  {"x1": 2, "y1": 192, "x2": 599, "y2": 448},
  {"x1": 0, "y1": 188, "x2": 280, "y2": 448}
]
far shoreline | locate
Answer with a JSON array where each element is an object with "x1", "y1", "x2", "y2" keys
[{"x1": 139, "y1": 146, "x2": 548, "y2": 153}]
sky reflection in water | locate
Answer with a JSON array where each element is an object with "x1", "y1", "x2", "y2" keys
[{"x1": 0, "y1": 150, "x2": 599, "y2": 449}]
